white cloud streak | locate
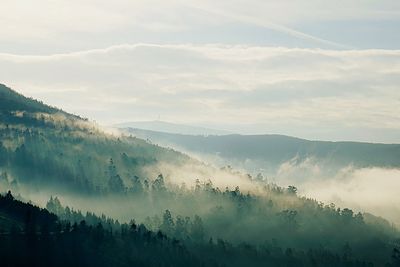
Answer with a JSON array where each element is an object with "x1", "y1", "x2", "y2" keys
[
  {"x1": 0, "y1": 43, "x2": 399, "y2": 142},
  {"x1": 1, "y1": 0, "x2": 399, "y2": 53},
  {"x1": 180, "y1": 2, "x2": 352, "y2": 49}
]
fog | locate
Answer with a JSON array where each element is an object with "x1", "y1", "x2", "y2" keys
[
  {"x1": 0, "y1": 156, "x2": 261, "y2": 224},
  {"x1": 145, "y1": 140, "x2": 400, "y2": 226},
  {"x1": 2, "y1": 139, "x2": 399, "y2": 265},
  {"x1": 122, "y1": 135, "x2": 400, "y2": 227},
  {"x1": 298, "y1": 167, "x2": 400, "y2": 226},
  {"x1": 138, "y1": 140, "x2": 400, "y2": 228},
  {"x1": 143, "y1": 161, "x2": 261, "y2": 193}
]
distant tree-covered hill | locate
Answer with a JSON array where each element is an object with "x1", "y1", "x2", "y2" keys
[
  {"x1": 124, "y1": 128, "x2": 400, "y2": 174},
  {"x1": 114, "y1": 120, "x2": 232, "y2": 135}
]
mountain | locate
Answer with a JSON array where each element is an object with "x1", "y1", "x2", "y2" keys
[
  {"x1": 1, "y1": 84, "x2": 400, "y2": 266},
  {"x1": 123, "y1": 128, "x2": 400, "y2": 175},
  {"x1": 0, "y1": 84, "x2": 60, "y2": 115},
  {"x1": 113, "y1": 120, "x2": 232, "y2": 135},
  {"x1": 0, "y1": 83, "x2": 192, "y2": 194}
]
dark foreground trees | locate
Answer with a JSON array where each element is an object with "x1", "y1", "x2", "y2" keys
[
  {"x1": 1, "y1": 191, "x2": 399, "y2": 267},
  {"x1": 0, "y1": 191, "x2": 205, "y2": 267}
]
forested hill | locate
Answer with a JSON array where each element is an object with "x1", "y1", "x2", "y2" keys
[
  {"x1": 2, "y1": 84, "x2": 400, "y2": 267},
  {"x1": 125, "y1": 128, "x2": 400, "y2": 171},
  {"x1": 0, "y1": 84, "x2": 191, "y2": 194},
  {"x1": 0, "y1": 83, "x2": 61, "y2": 115},
  {"x1": 2, "y1": 190, "x2": 399, "y2": 267},
  {"x1": 0, "y1": 191, "x2": 208, "y2": 267}
]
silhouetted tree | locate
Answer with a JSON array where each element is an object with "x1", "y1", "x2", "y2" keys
[
  {"x1": 287, "y1": 185, "x2": 298, "y2": 195},
  {"x1": 161, "y1": 209, "x2": 174, "y2": 236}
]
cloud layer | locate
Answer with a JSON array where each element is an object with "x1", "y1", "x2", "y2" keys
[
  {"x1": 1, "y1": 44, "x2": 400, "y2": 142},
  {"x1": 1, "y1": 0, "x2": 400, "y2": 54}
]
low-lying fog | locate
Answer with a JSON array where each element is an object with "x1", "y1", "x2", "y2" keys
[
  {"x1": 297, "y1": 167, "x2": 400, "y2": 226},
  {"x1": 3, "y1": 149, "x2": 399, "y2": 228},
  {"x1": 142, "y1": 146, "x2": 400, "y2": 227}
]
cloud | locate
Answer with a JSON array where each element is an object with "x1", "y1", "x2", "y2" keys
[
  {"x1": 181, "y1": 2, "x2": 352, "y2": 49},
  {"x1": 183, "y1": 0, "x2": 400, "y2": 24},
  {"x1": 0, "y1": 43, "x2": 399, "y2": 142},
  {"x1": 1, "y1": 0, "x2": 399, "y2": 54}
]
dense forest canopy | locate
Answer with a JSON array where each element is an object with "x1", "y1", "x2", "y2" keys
[{"x1": 0, "y1": 190, "x2": 399, "y2": 267}]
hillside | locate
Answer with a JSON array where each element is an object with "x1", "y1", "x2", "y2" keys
[
  {"x1": 4, "y1": 190, "x2": 397, "y2": 267},
  {"x1": 0, "y1": 84, "x2": 60, "y2": 114},
  {"x1": 0, "y1": 84, "x2": 192, "y2": 194},
  {"x1": 1, "y1": 84, "x2": 400, "y2": 266},
  {"x1": 0, "y1": 191, "x2": 209, "y2": 267},
  {"x1": 124, "y1": 128, "x2": 400, "y2": 174},
  {"x1": 114, "y1": 120, "x2": 231, "y2": 135}
]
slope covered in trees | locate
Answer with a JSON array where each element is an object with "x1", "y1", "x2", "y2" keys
[
  {"x1": 0, "y1": 191, "x2": 208, "y2": 267},
  {"x1": 43, "y1": 177, "x2": 399, "y2": 267},
  {"x1": 2, "y1": 191, "x2": 399, "y2": 267},
  {"x1": 0, "y1": 84, "x2": 192, "y2": 194},
  {"x1": 1, "y1": 84, "x2": 400, "y2": 266},
  {"x1": 0, "y1": 84, "x2": 60, "y2": 115}
]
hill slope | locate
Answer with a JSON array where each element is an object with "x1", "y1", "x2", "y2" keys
[
  {"x1": 0, "y1": 191, "x2": 210, "y2": 267},
  {"x1": 124, "y1": 128, "x2": 400, "y2": 174},
  {"x1": 0, "y1": 84, "x2": 191, "y2": 194},
  {"x1": 114, "y1": 120, "x2": 232, "y2": 135},
  {"x1": 1, "y1": 84, "x2": 400, "y2": 266},
  {"x1": 0, "y1": 83, "x2": 60, "y2": 114},
  {"x1": 4, "y1": 190, "x2": 395, "y2": 267}
]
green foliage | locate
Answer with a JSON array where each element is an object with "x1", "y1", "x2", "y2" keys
[
  {"x1": 41, "y1": 192, "x2": 397, "y2": 266},
  {"x1": 0, "y1": 83, "x2": 59, "y2": 115},
  {"x1": 0, "y1": 191, "x2": 206, "y2": 267},
  {"x1": 1, "y1": 84, "x2": 399, "y2": 266},
  {"x1": 43, "y1": 179, "x2": 399, "y2": 266},
  {"x1": 0, "y1": 86, "x2": 191, "y2": 193}
]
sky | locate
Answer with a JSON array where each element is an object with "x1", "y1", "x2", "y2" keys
[{"x1": 1, "y1": 0, "x2": 400, "y2": 143}]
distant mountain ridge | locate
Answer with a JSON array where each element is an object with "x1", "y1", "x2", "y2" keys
[
  {"x1": 114, "y1": 120, "x2": 232, "y2": 135},
  {"x1": 124, "y1": 128, "x2": 400, "y2": 174},
  {"x1": 1, "y1": 84, "x2": 400, "y2": 267}
]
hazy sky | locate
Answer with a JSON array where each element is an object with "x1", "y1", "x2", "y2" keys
[{"x1": 1, "y1": 0, "x2": 400, "y2": 142}]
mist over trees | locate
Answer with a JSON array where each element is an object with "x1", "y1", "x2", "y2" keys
[
  {"x1": 0, "y1": 84, "x2": 193, "y2": 195},
  {"x1": 1, "y1": 186, "x2": 399, "y2": 267},
  {"x1": 42, "y1": 178, "x2": 398, "y2": 266},
  {"x1": 1, "y1": 83, "x2": 400, "y2": 266},
  {"x1": 125, "y1": 128, "x2": 400, "y2": 176}
]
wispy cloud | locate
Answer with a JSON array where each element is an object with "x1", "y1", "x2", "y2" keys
[
  {"x1": 1, "y1": 43, "x2": 399, "y2": 142},
  {"x1": 181, "y1": 2, "x2": 352, "y2": 49},
  {"x1": 1, "y1": 0, "x2": 399, "y2": 54}
]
